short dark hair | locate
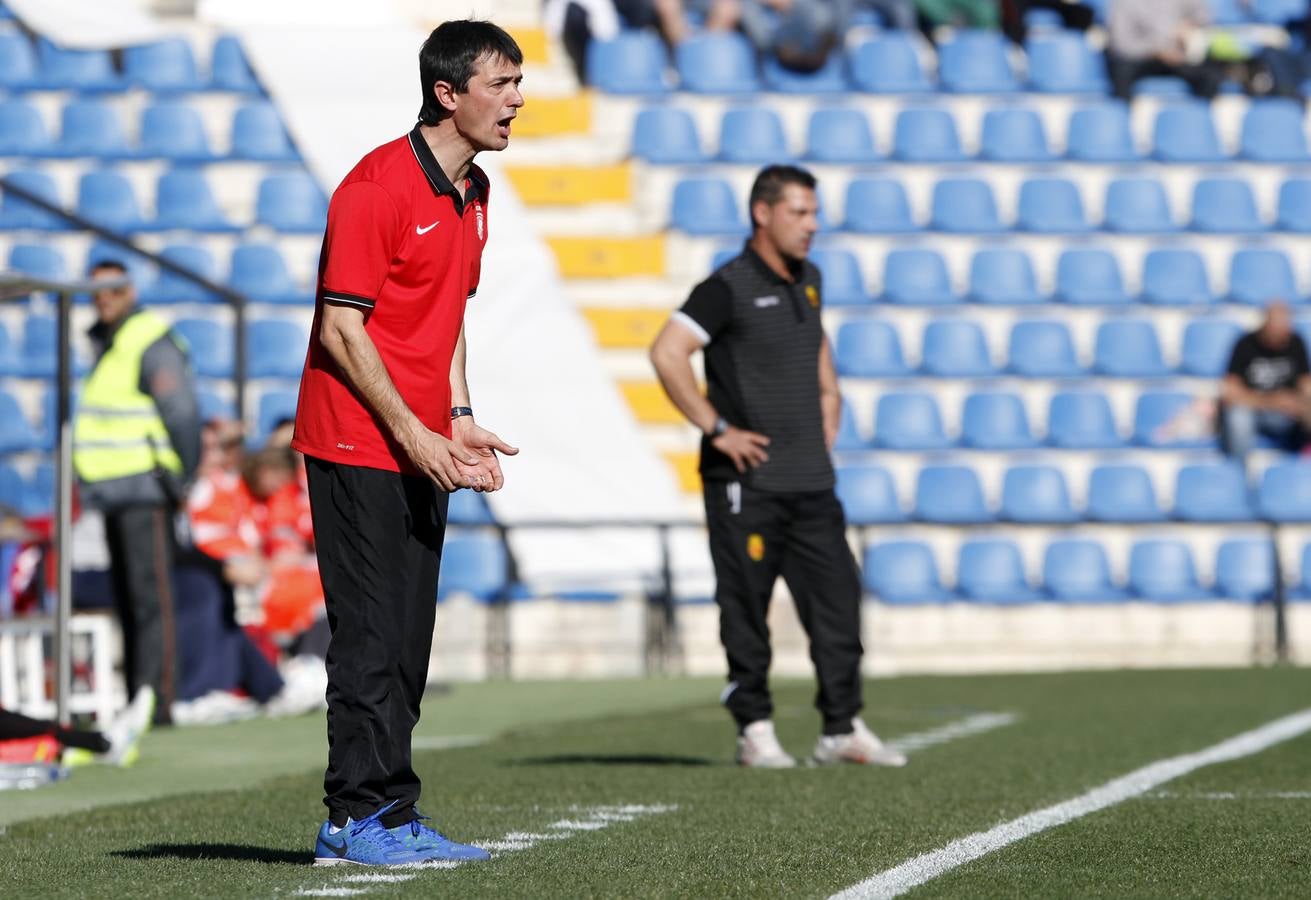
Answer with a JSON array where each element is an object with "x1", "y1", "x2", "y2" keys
[
  {"x1": 417, "y1": 20, "x2": 523, "y2": 126},
  {"x1": 88, "y1": 259, "x2": 128, "y2": 277},
  {"x1": 748, "y1": 165, "x2": 817, "y2": 229}
]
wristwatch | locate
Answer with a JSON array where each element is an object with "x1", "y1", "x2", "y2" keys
[
  {"x1": 451, "y1": 406, "x2": 474, "y2": 419},
  {"x1": 709, "y1": 416, "x2": 729, "y2": 437}
]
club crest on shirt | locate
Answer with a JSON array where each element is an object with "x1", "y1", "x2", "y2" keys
[
  {"x1": 475, "y1": 203, "x2": 485, "y2": 240},
  {"x1": 747, "y1": 533, "x2": 765, "y2": 562},
  {"x1": 805, "y1": 284, "x2": 819, "y2": 308}
]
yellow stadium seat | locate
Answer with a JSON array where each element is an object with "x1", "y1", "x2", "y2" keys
[
  {"x1": 583, "y1": 308, "x2": 668, "y2": 349},
  {"x1": 506, "y1": 164, "x2": 631, "y2": 206},
  {"x1": 663, "y1": 450, "x2": 702, "y2": 493},
  {"x1": 511, "y1": 94, "x2": 591, "y2": 137},
  {"x1": 547, "y1": 235, "x2": 665, "y2": 278},
  {"x1": 509, "y1": 27, "x2": 549, "y2": 65},
  {"x1": 620, "y1": 381, "x2": 686, "y2": 425}
]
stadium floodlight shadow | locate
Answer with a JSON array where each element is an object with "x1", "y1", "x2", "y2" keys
[
  {"x1": 111, "y1": 843, "x2": 310, "y2": 865},
  {"x1": 506, "y1": 753, "x2": 715, "y2": 767}
]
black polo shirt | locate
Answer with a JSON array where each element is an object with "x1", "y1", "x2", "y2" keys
[{"x1": 675, "y1": 244, "x2": 834, "y2": 492}]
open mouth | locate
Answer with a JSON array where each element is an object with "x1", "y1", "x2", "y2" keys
[{"x1": 496, "y1": 115, "x2": 515, "y2": 138}]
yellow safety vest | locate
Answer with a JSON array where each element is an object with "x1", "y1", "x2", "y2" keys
[{"x1": 73, "y1": 310, "x2": 184, "y2": 483}]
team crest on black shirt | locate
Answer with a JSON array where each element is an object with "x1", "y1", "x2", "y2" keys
[
  {"x1": 805, "y1": 284, "x2": 819, "y2": 308},
  {"x1": 747, "y1": 533, "x2": 765, "y2": 561}
]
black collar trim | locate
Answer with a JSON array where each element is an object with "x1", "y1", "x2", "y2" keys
[
  {"x1": 407, "y1": 125, "x2": 489, "y2": 213},
  {"x1": 742, "y1": 241, "x2": 804, "y2": 285}
]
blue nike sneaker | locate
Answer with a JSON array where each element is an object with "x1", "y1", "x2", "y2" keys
[
  {"x1": 313, "y1": 801, "x2": 430, "y2": 867},
  {"x1": 387, "y1": 810, "x2": 491, "y2": 862}
]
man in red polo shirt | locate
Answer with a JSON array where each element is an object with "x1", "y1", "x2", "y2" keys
[{"x1": 294, "y1": 20, "x2": 522, "y2": 867}]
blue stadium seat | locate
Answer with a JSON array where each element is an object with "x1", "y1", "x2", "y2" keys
[
  {"x1": 0, "y1": 463, "x2": 26, "y2": 512},
  {"x1": 22, "y1": 462, "x2": 54, "y2": 517},
  {"x1": 1104, "y1": 178, "x2": 1176, "y2": 233},
  {"x1": 1209, "y1": 0, "x2": 1253, "y2": 24},
  {"x1": 811, "y1": 248, "x2": 868, "y2": 306},
  {"x1": 141, "y1": 243, "x2": 222, "y2": 304},
  {"x1": 1141, "y1": 248, "x2": 1213, "y2": 305},
  {"x1": 123, "y1": 39, "x2": 205, "y2": 91},
  {"x1": 256, "y1": 172, "x2": 327, "y2": 233},
  {"x1": 915, "y1": 465, "x2": 992, "y2": 523},
  {"x1": 805, "y1": 108, "x2": 878, "y2": 163},
  {"x1": 968, "y1": 248, "x2": 1042, "y2": 304},
  {"x1": 675, "y1": 33, "x2": 759, "y2": 94},
  {"x1": 1129, "y1": 540, "x2": 1210, "y2": 602},
  {"x1": 56, "y1": 100, "x2": 133, "y2": 159},
  {"x1": 1174, "y1": 462, "x2": 1253, "y2": 521},
  {"x1": 0, "y1": 100, "x2": 53, "y2": 156},
  {"x1": 1276, "y1": 178, "x2": 1311, "y2": 232},
  {"x1": 1066, "y1": 103, "x2": 1139, "y2": 162},
  {"x1": 718, "y1": 107, "x2": 789, "y2": 163},
  {"x1": 1240, "y1": 98, "x2": 1309, "y2": 162},
  {"x1": 961, "y1": 391, "x2": 1036, "y2": 449},
  {"x1": 849, "y1": 33, "x2": 931, "y2": 93},
  {"x1": 844, "y1": 178, "x2": 916, "y2": 233},
  {"x1": 1055, "y1": 249, "x2": 1127, "y2": 305},
  {"x1": 19, "y1": 316, "x2": 56, "y2": 377},
  {"x1": 154, "y1": 170, "x2": 238, "y2": 232},
  {"x1": 938, "y1": 30, "x2": 1017, "y2": 92},
  {"x1": 631, "y1": 107, "x2": 704, "y2": 163},
  {"x1": 139, "y1": 102, "x2": 217, "y2": 161},
  {"x1": 671, "y1": 178, "x2": 744, "y2": 235},
  {"x1": 1133, "y1": 391, "x2": 1214, "y2": 448},
  {"x1": 437, "y1": 534, "x2": 508, "y2": 601},
  {"x1": 0, "y1": 390, "x2": 38, "y2": 453},
  {"x1": 85, "y1": 240, "x2": 150, "y2": 285},
  {"x1": 256, "y1": 389, "x2": 298, "y2": 442},
  {"x1": 1152, "y1": 103, "x2": 1225, "y2": 162},
  {"x1": 862, "y1": 542, "x2": 953, "y2": 604},
  {"x1": 835, "y1": 320, "x2": 909, "y2": 376},
  {"x1": 1043, "y1": 539, "x2": 1128, "y2": 602},
  {"x1": 931, "y1": 178, "x2": 1003, "y2": 233},
  {"x1": 32, "y1": 38, "x2": 119, "y2": 91},
  {"x1": 892, "y1": 108, "x2": 964, "y2": 162},
  {"x1": 448, "y1": 489, "x2": 496, "y2": 526},
  {"x1": 1296, "y1": 544, "x2": 1311, "y2": 600},
  {"x1": 247, "y1": 319, "x2": 309, "y2": 378},
  {"x1": 835, "y1": 465, "x2": 905, "y2": 524},
  {"x1": 1214, "y1": 539, "x2": 1276, "y2": 601},
  {"x1": 1001, "y1": 465, "x2": 1077, "y2": 523},
  {"x1": 1047, "y1": 391, "x2": 1121, "y2": 448},
  {"x1": 1026, "y1": 31, "x2": 1108, "y2": 93},
  {"x1": 1093, "y1": 319, "x2": 1168, "y2": 377},
  {"x1": 1133, "y1": 76, "x2": 1191, "y2": 96},
  {"x1": 921, "y1": 319, "x2": 995, "y2": 376},
  {"x1": 586, "y1": 32, "x2": 668, "y2": 94},
  {"x1": 197, "y1": 389, "x2": 235, "y2": 425},
  {"x1": 873, "y1": 392, "x2": 951, "y2": 449},
  {"x1": 8, "y1": 243, "x2": 66, "y2": 280},
  {"x1": 0, "y1": 324, "x2": 15, "y2": 376},
  {"x1": 762, "y1": 53, "x2": 848, "y2": 93},
  {"x1": 172, "y1": 318, "x2": 232, "y2": 378},
  {"x1": 1181, "y1": 318, "x2": 1242, "y2": 376},
  {"x1": 229, "y1": 242, "x2": 311, "y2": 304},
  {"x1": 957, "y1": 540, "x2": 1042, "y2": 603},
  {"x1": 1086, "y1": 464, "x2": 1164, "y2": 522},
  {"x1": 1252, "y1": 0, "x2": 1309, "y2": 23},
  {"x1": 0, "y1": 32, "x2": 37, "y2": 89},
  {"x1": 77, "y1": 171, "x2": 149, "y2": 231},
  {"x1": 881, "y1": 249, "x2": 956, "y2": 305},
  {"x1": 1229, "y1": 248, "x2": 1298, "y2": 306},
  {"x1": 1257, "y1": 462, "x2": 1311, "y2": 521},
  {"x1": 1191, "y1": 178, "x2": 1264, "y2": 234},
  {"x1": 1007, "y1": 320, "x2": 1082, "y2": 377},
  {"x1": 1017, "y1": 178, "x2": 1090, "y2": 233},
  {"x1": 834, "y1": 396, "x2": 867, "y2": 451},
  {"x1": 211, "y1": 35, "x2": 260, "y2": 93},
  {"x1": 979, "y1": 108, "x2": 1052, "y2": 161},
  {"x1": 231, "y1": 101, "x2": 299, "y2": 161}
]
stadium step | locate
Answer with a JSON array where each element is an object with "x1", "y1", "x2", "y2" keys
[
  {"x1": 620, "y1": 380, "x2": 685, "y2": 425},
  {"x1": 582, "y1": 307, "x2": 668, "y2": 349},
  {"x1": 662, "y1": 449, "x2": 701, "y2": 493},
  {"x1": 547, "y1": 235, "x2": 665, "y2": 278},
  {"x1": 512, "y1": 93, "x2": 592, "y2": 138},
  {"x1": 506, "y1": 162, "x2": 631, "y2": 206}
]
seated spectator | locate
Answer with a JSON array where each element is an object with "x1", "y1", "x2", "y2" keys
[
  {"x1": 1221, "y1": 301, "x2": 1311, "y2": 469},
  {"x1": 699, "y1": 0, "x2": 850, "y2": 72},
  {"x1": 1001, "y1": 0, "x2": 1095, "y2": 44},
  {"x1": 0, "y1": 687, "x2": 154, "y2": 776},
  {"x1": 916, "y1": 0, "x2": 1000, "y2": 32},
  {"x1": 1106, "y1": 0, "x2": 1222, "y2": 100}
]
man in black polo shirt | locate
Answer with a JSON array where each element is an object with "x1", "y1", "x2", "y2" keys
[
  {"x1": 650, "y1": 165, "x2": 905, "y2": 769},
  {"x1": 1221, "y1": 300, "x2": 1311, "y2": 468}
]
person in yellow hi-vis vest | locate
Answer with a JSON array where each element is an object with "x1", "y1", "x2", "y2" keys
[{"x1": 74, "y1": 260, "x2": 201, "y2": 726}]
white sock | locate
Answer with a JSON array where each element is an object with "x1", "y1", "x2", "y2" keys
[{"x1": 327, "y1": 824, "x2": 344, "y2": 834}]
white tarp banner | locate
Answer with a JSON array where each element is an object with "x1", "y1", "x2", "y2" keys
[{"x1": 4, "y1": 0, "x2": 174, "y2": 48}]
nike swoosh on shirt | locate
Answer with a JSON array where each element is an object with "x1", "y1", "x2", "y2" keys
[{"x1": 416, "y1": 221, "x2": 439, "y2": 235}]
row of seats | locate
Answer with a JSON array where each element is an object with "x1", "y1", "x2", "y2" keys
[
  {"x1": 0, "y1": 33, "x2": 259, "y2": 94},
  {"x1": 864, "y1": 536, "x2": 1297, "y2": 605},
  {"x1": 636, "y1": 100, "x2": 1310, "y2": 165},
  {"x1": 0, "y1": 168, "x2": 326, "y2": 234},
  {"x1": 837, "y1": 389, "x2": 1213, "y2": 452},
  {"x1": 679, "y1": 175, "x2": 1311, "y2": 236},
  {"x1": 836, "y1": 461, "x2": 1311, "y2": 524},
  {"x1": 0, "y1": 99, "x2": 298, "y2": 161},
  {"x1": 6, "y1": 241, "x2": 312, "y2": 305}
]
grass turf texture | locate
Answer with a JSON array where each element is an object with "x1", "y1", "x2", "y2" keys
[{"x1": 2, "y1": 669, "x2": 1309, "y2": 898}]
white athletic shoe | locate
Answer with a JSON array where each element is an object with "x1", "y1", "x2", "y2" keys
[
  {"x1": 101, "y1": 686, "x2": 155, "y2": 767},
  {"x1": 172, "y1": 690, "x2": 259, "y2": 726},
  {"x1": 264, "y1": 655, "x2": 328, "y2": 719},
  {"x1": 736, "y1": 720, "x2": 797, "y2": 768},
  {"x1": 812, "y1": 718, "x2": 908, "y2": 767}
]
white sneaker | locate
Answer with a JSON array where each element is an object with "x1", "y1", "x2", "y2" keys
[
  {"x1": 172, "y1": 690, "x2": 259, "y2": 726},
  {"x1": 736, "y1": 720, "x2": 797, "y2": 768},
  {"x1": 102, "y1": 686, "x2": 155, "y2": 767},
  {"x1": 812, "y1": 718, "x2": 908, "y2": 767},
  {"x1": 264, "y1": 655, "x2": 328, "y2": 719}
]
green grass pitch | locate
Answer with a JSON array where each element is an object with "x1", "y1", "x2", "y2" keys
[{"x1": 2, "y1": 669, "x2": 1309, "y2": 898}]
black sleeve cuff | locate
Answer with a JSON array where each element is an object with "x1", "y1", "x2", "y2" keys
[{"x1": 322, "y1": 290, "x2": 376, "y2": 309}]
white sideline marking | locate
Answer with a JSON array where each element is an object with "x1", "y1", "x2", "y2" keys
[
  {"x1": 831, "y1": 708, "x2": 1311, "y2": 900},
  {"x1": 1151, "y1": 790, "x2": 1311, "y2": 801},
  {"x1": 410, "y1": 735, "x2": 488, "y2": 751},
  {"x1": 886, "y1": 712, "x2": 1019, "y2": 755},
  {"x1": 294, "y1": 889, "x2": 366, "y2": 897},
  {"x1": 339, "y1": 874, "x2": 417, "y2": 883}
]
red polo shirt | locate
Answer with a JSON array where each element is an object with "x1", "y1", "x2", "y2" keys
[{"x1": 292, "y1": 125, "x2": 490, "y2": 474}]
